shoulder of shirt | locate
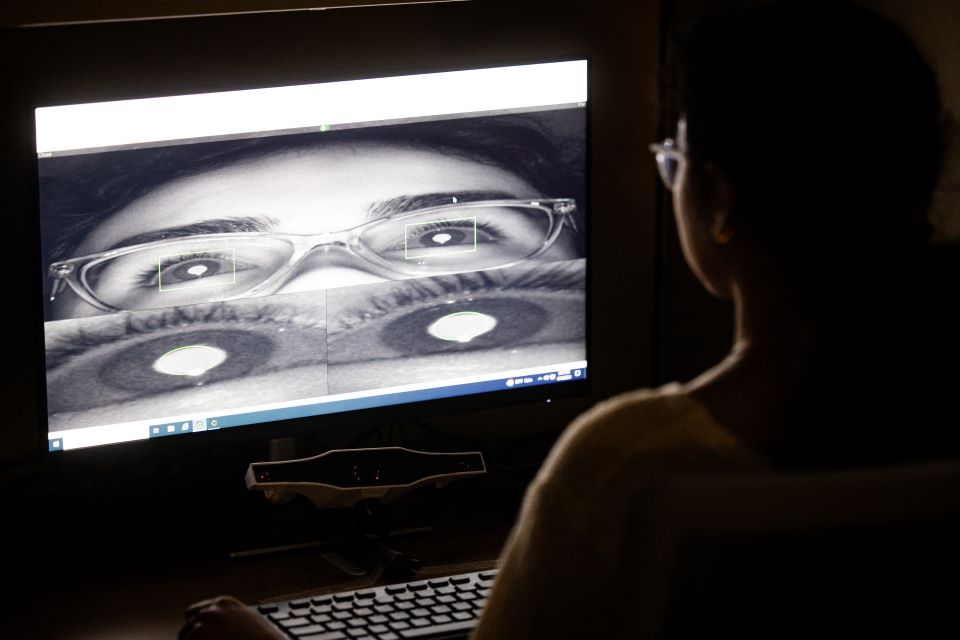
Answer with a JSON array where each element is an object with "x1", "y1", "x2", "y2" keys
[{"x1": 535, "y1": 382, "x2": 767, "y2": 496}]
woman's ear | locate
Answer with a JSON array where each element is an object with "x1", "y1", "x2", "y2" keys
[{"x1": 705, "y1": 162, "x2": 735, "y2": 245}]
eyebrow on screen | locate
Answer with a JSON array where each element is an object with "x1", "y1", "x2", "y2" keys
[
  {"x1": 105, "y1": 216, "x2": 280, "y2": 252},
  {"x1": 104, "y1": 190, "x2": 524, "y2": 251},
  {"x1": 365, "y1": 190, "x2": 523, "y2": 222}
]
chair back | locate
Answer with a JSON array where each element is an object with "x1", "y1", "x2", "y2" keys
[{"x1": 625, "y1": 460, "x2": 960, "y2": 638}]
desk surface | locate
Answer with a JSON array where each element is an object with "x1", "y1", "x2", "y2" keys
[
  {"x1": 6, "y1": 465, "x2": 527, "y2": 639},
  {"x1": 39, "y1": 525, "x2": 506, "y2": 639}
]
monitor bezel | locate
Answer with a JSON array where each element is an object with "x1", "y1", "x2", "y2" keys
[{"x1": 5, "y1": 5, "x2": 593, "y2": 463}]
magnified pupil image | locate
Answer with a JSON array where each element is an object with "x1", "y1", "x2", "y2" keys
[
  {"x1": 428, "y1": 311, "x2": 498, "y2": 343},
  {"x1": 153, "y1": 345, "x2": 228, "y2": 376}
]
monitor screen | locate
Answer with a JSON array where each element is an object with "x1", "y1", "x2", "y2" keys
[{"x1": 37, "y1": 59, "x2": 588, "y2": 453}]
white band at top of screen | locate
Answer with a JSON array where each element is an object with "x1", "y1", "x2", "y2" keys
[{"x1": 34, "y1": 60, "x2": 588, "y2": 154}]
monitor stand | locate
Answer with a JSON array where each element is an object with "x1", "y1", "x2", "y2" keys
[{"x1": 233, "y1": 442, "x2": 486, "y2": 580}]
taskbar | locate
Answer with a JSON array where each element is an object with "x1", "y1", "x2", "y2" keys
[{"x1": 47, "y1": 362, "x2": 587, "y2": 452}]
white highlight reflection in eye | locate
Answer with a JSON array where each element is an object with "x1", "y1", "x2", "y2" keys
[
  {"x1": 431, "y1": 233, "x2": 452, "y2": 245},
  {"x1": 153, "y1": 344, "x2": 228, "y2": 376},
  {"x1": 187, "y1": 265, "x2": 209, "y2": 276},
  {"x1": 427, "y1": 311, "x2": 497, "y2": 343}
]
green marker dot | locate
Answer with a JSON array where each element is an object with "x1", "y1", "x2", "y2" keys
[
  {"x1": 427, "y1": 311, "x2": 497, "y2": 343},
  {"x1": 153, "y1": 344, "x2": 227, "y2": 377}
]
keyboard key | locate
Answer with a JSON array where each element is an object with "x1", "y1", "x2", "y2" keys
[
  {"x1": 368, "y1": 615, "x2": 389, "y2": 624},
  {"x1": 473, "y1": 598, "x2": 488, "y2": 610},
  {"x1": 312, "y1": 596, "x2": 333, "y2": 606},
  {"x1": 427, "y1": 579, "x2": 449, "y2": 588},
  {"x1": 332, "y1": 611, "x2": 353, "y2": 620},
  {"x1": 258, "y1": 604, "x2": 279, "y2": 614},
  {"x1": 398, "y1": 619, "x2": 476, "y2": 638},
  {"x1": 368, "y1": 624, "x2": 389, "y2": 633},
  {"x1": 449, "y1": 576, "x2": 470, "y2": 585},
  {"x1": 456, "y1": 592, "x2": 477, "y2": 601},
  {"x1": 395, "y1": 593, "x2": 415, "y2": 602},
  {"x1": 374, "y1": 596, "x2": 395, "y2": 605},
  {"x1": 355, "y1": 590, "x2": 376, "y2": 600},
  {"x1": 374, "y1": 604, "x2": 395, "y2": 614},
  {"x1": 389, "y1": 611, "x2": 411, "y2": 621},
  {"x1": 313, "y1": 605, "x2": 334, "y2": 615},
  {"x1": 327, "y1": 621, "x2": 347, "y2": 630},
  {"x1": 430, "y1": 615, "x2": 452, "y2": 625},
  {"x1": 389, "y1": 621, "x2": 411, "y2": 631},
  {"x1": 385, "y1": 585, "x2": 407, "y2": 594},
  {"x1": 452, "y1": 602, "x2": 472, "y2": 612},
  {"x1": 312, "y1": 614, "x2": 333, "y2": 624},
  {"x1": 430, "y1": 605, "x2": 452, "y2": 615},
  {"x1": 291, "y1": 624, "x2": 329, "y2": 636},
  {"x1": 379, "y1": 633, "x2": 400, "y2": 640},
  {"x1": 354, "y1": 607, "x2": 374, "y2": 616},
  {"x1": 300, "y1": 633, "x2": 346, "y2": 640},
  {"x1": 281, "y1": 617, "x2": 313, "y2": 628},
  {"x1": 455, "y1": 583, "x2": 477, "y2": 592},
  {"x1": 436, "y1": 595, "x2": 456, "y2": 604},
  {"x1": 409, "y1": 618, "x2": 430, "y2": 628},
  {"x1": 436, "y1": 587, "x2": 456, "y2": 596},
  {"x1": 269, "y1": 611, "x2": 291, "y2": 621},
  {"x1": 414, "y1": 598, "x2": 436, "y2": 608},
  {"x1": 395, "y1": 602, "x2": 415, "y2": 611},
  {"x1": 410, "y1": 608, "x2": 430, "y2": 618},
  {"x1": 406, "y1": 582, "x2": 428, "y2": 591},
  {"x1": 334, "y1": 593, "x2": 355, "y2": 603},
  {"x1": 478, "y1": 572, "x2": 497, "y2": 581},
  {"x1": 347, "y1": 618, "x2": 367, "y2": 627},
  {"x1": 333, "y1": 601, "x2": 354, "y2": 611},
  {"x1": 477, "y1": 588, "x2": 492, "y2": 598},
  {"x1": 291, "y1": 599, "x2": 312, "y2": 609},
  {"x1": 346, "y1": 629, "x2": 368, "y2": 638},
  {"x1": 452, "y1": 611, "x2": 474, "y2": 621}
]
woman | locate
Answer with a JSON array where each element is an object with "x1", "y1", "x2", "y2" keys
[{"x1": 180, "y1": 2, "x2": 960, "y2": 638}]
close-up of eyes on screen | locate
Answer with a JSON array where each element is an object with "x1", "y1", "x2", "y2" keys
[
  {"x1": 43, "y1": 291, "x2": 328, "y2": 431},
  {"x1": 40, "y1": 108, "x2": 586, "y2": 322},
  {"x1": 36, "y1": 62, "x2": 588, "y2": 447},
  {"x1": 326, "y1": 259, "x2": 586, "y2": 394}
]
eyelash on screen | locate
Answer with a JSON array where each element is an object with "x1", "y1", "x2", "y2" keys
[
  {"x1": 331, "y1": 261, "x2": 585, "y2": 334},
  {"x1": 46, "y1": 260, "x2": 583, "y2": 370},
  {"x1": 44, "y1": 302, "x2": 321, "y2": 371}
]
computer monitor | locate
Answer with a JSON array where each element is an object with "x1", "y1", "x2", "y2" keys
[{"x1": 34, "y1": 55, "x2": 588, "y2": 454}]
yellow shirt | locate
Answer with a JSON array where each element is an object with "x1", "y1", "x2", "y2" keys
[{"x1": 471, "y1": 383, "x2": 769, "y2": 639}]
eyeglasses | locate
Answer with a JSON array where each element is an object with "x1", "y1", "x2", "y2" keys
[
  {"x1": 48, "y1": 198, "x2": 578, "y2": 312},
  {"x1": 649, "y1": 138, "x2": 686, "y2": 191}
]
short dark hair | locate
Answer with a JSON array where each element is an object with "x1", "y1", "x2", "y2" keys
[
  {"x1": 673, "y1": 0, "x2": 943, "y2": 281},
  {"x1": 671, "y1": 2, "x2": 960, "y2": 468}
]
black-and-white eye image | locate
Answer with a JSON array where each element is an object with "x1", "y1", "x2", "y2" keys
[
  {"x1": 325, "y1": 259, "x2": 585, "y2": 394},
  {"x1": 39, "y1": 109, "x2": 586, "y2": 322},
  {"x1": 44, "y1": 290, "x2": 328, "y2": 431}
]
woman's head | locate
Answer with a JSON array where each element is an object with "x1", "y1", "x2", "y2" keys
[{"x1": 669, "y1": 1, "x2": 943, "y2": 292}]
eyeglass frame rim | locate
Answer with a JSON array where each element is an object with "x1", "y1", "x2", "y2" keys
[
  {"x1": 47, "y1": 197, "x2": 579, "y2": 313},
  {"x1": 648, "y1": 138, "x2": 687, "y2": 191}
]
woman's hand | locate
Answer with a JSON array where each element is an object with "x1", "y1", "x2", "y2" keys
[{"x1": 179, "y1": 595, "x2": 286, "y2": 640}]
